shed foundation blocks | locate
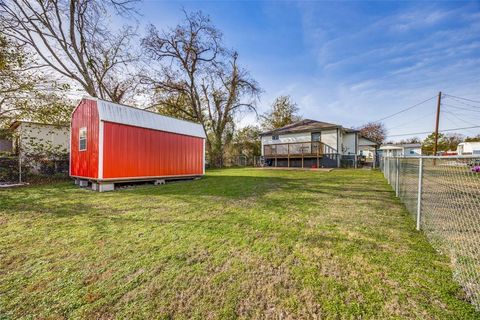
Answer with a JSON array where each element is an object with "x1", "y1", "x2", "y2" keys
[
  {"x1": 154, "y1": 179, "x2": 166, "y2": 185},
  {"x1": 78, "y1": 180, "x2": 89, "y2": 187},
  {"x1": 92, "y1": 182, "x2": 115, "y2": 192}
]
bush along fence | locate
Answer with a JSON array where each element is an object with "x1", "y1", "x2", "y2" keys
[
  {"x1": 0, "y1": 155, "x2": 21, "y2": 184},
  {"x1": 381, "y1": 155, "x2": 480, "y2": 310},
  {"x1": 0, "y1": 154, "x2": 69, "y2": 184}
]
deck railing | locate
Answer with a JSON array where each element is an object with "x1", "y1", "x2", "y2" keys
[{"x1": 263, "y1": 141, "x2": 337, "y2": 157}]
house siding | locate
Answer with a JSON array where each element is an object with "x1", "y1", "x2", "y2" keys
[
  {"x1": 261, "y1": 129, "x2": 341, "y2": 155},
  {"x1": 321, "y1": 129, "x2": 338, "y2": 152},
  {"x1": 343, "y1": 132, "x2": 357, "y2": 155},
  {"x1": 261, "y1": 132, "x2": 311, "y2": 155},
  {"x1": 15, "y1": 122, "x2": 69, "y2": 154},
  {"x1": 261, "y1": 132, "x2": 311, "y2": 145}
]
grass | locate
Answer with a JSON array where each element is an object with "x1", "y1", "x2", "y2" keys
[{"x1": 0, "y1": 168, "x2": 478, "y2": 319}]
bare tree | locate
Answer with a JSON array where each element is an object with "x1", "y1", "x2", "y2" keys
[
  {"x1": 0, "y1": 0, "x2": 140, "y2": 103},
  {"x1": 0, "y1": 34, "x2": 73, "y2": 126},
  {"x1": 358, "y1": 122, "x2": 387, "y2": 145},
  {"x1": 260, "y1": 95, "x2": 302, "y2": 130},
  {"x1": 142, "y1": 10, "x2": 260, "y2": 167}
]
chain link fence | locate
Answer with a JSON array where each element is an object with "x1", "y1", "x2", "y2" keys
[
  {"x1": 381, "y1": 156, "x2": 480, "y2": 309},
  {"x1": 0, "y1": 155, "x2": 21, "y2": 184},
  {"x1": 0, "y1": 155, "x2": 69, "y2": 185}
]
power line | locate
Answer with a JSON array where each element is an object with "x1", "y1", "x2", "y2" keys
[
  {"x1": 442, "y1": 114, "x2": 479, "y2": 136},
  {"x1": 443, "y1": 93, "x2": 480, "y2": 105},
  {"x1": 443, "y1": 110, "x2": 479, "y2": 127},
  {"x1": 442, "y1": 103, "x2": 480, "y2": 114},
  {"x1": 443, "y1": 95, "x2": 480, "y2": 109},
  {"x1": 386, "y1": 125, "x2": 480, "y2": 138},
  {"x1": 372, "y1": 95, "x2": 437, "y2": 123},
  {"x1": 386, "y1": 110, "x2": 436, "y2": 131}
]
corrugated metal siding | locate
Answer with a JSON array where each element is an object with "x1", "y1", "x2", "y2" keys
[
  {"x1": 102, "y1": 122, "x2": 203, "y2": 179},
  {"x1": 70, "y1": 100, "x2": 99, "y2": 178},
  {"x1": 97, "y1": 99, "x2": 206, "y2": 139}
]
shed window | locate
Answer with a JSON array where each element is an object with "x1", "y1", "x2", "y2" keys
[
  {"x1": 79, "y1": 127, "x2": 87, "y2": 151},
  {"x1": 272, "y1": 135, "x2": 279, "y2": 141}
]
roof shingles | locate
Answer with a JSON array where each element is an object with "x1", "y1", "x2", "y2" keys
[{"x1": 260, "y1": 119, "x2": 357, "y2": 136}]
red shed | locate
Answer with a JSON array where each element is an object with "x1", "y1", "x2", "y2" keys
[{"x1": 70, "y1": 97, "x2": 206, "y2": 191}]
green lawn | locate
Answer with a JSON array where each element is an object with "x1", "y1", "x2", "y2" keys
[{"x1": 0, "y1": 168, "x2": 478, "y2": 319}]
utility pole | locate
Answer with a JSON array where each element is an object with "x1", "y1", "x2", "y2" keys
[{"x1": 433, "y1": 91, "x2": 442, "y2": 156}]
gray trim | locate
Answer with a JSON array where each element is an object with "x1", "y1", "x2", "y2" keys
[
  {"x1": 260, "y1": 125, "x2": 341, "y2": 136},
  {"x1": 355, "y1": 132, "x2": 358, "y2": 154},
  {"x1": 336, "y1": 128, "x2": 339, "y2": 153}
]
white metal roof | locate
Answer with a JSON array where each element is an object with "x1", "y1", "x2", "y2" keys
[
  {"x1": 458, "y1": 142, "x2": 480, "y2": 147},
  {"x1": 92, "y1": 99, "x2": 206, "y2": 139},
  {"x1": 379, "y1": 143, "x2": 422, "y2": 150}
]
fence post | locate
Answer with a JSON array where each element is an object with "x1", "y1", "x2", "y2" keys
[
  {"x1": 416, "y1": 157, "x2": 423, "y2": 231},
  {"x1": 395, "y1": 157, "x2": 400, "y2": 197},
  {"x1": 18, "y1": 150, "x2": 22, "y2": 184},
  {"x1": 387, "y1": 157, "x2": 390, "y2": 184}
]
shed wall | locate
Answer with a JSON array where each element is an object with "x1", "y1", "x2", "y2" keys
[
  {"x1": 102, "y1": 122, "x2": 204, "y2": 179},
  {"x1": 70, "y1": 99, "x2": 99, "y2": 178}
]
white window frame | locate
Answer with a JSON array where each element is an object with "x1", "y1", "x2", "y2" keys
[{"x1": 79, "y1": 127, "x2": 87, "y2": 151}]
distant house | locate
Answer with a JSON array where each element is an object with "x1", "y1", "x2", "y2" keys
[
  {"x1": 10, "y1": 121, "x2": 69, "y2": 157},
  {"x1": 260, "y1": 119, "x2": 360, "y2": 168},
  {"x1": 378, "y1": 143, "x2": 422, "y2": 157},
  {"x1": 457, "y1": 142, "x2": 480, "y2": 155},
  {"x1": 358, "y1": 137, "x2": 379, "y2": 159}
]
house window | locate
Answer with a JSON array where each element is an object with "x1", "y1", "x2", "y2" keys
[
  {"x1": 311, "y1": 132, "x2": 321, "y2": 142},
  {"x1": 272, "y1": 135, "x2": 279, "y2": 141},
  {"x1": 79, "y1": 127, "x2": 87, "y2": 151}
]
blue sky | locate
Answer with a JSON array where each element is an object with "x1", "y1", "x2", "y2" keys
[{"x1": 140, "y1": 1, "x2": 480, "y2": 140}]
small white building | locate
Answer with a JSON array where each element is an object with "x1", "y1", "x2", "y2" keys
[
  {"x1": 457, "y1": 142, "x2": 480, "y2": 155},
  {"x1": 10, "y1": 121, "x2": 69, "y2": 157},
  {"x1": 358, "y1": 137, "x2": 378, "y2": 159},
  {"x1": 379, "y1": 143, "x2": 422, "y2": 157}
]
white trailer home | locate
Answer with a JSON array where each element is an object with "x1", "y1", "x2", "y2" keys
[
  {"x1": 457, "y1": 142, "x2": 480, "y2": 155},
  {"x1": 378, "y1": 143, "x2": 422, "y2": 157},
  {"x1": 260, "y1": 119, "x2": 359, "y2": 168}
]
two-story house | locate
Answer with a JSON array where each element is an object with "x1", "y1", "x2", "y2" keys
[{"x1": 260, "y1": 119, "x2": 360, "y2": 168}]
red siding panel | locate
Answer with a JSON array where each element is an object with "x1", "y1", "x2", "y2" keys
[
  {"x1": 70, "y1": 100, "x2": 99, "y2": 178},
  {"x1": 102, "y1": 122, "x2": 204, "y2": 179}
]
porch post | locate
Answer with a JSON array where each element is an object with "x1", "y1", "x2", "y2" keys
[
  {"x1": 287, "y1": 144, "x2": 290, "y2": 168},
  {"x1": 301, "y1": 145, "x2": 304, "y2": 168}
]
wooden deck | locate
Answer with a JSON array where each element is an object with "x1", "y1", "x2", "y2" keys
[
  {"x1": 263, "y1": 142, "x2": 339, "y2": 168},
  {"x1": 263, "y1": 141, "x2": 337, "y2": 157}
]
